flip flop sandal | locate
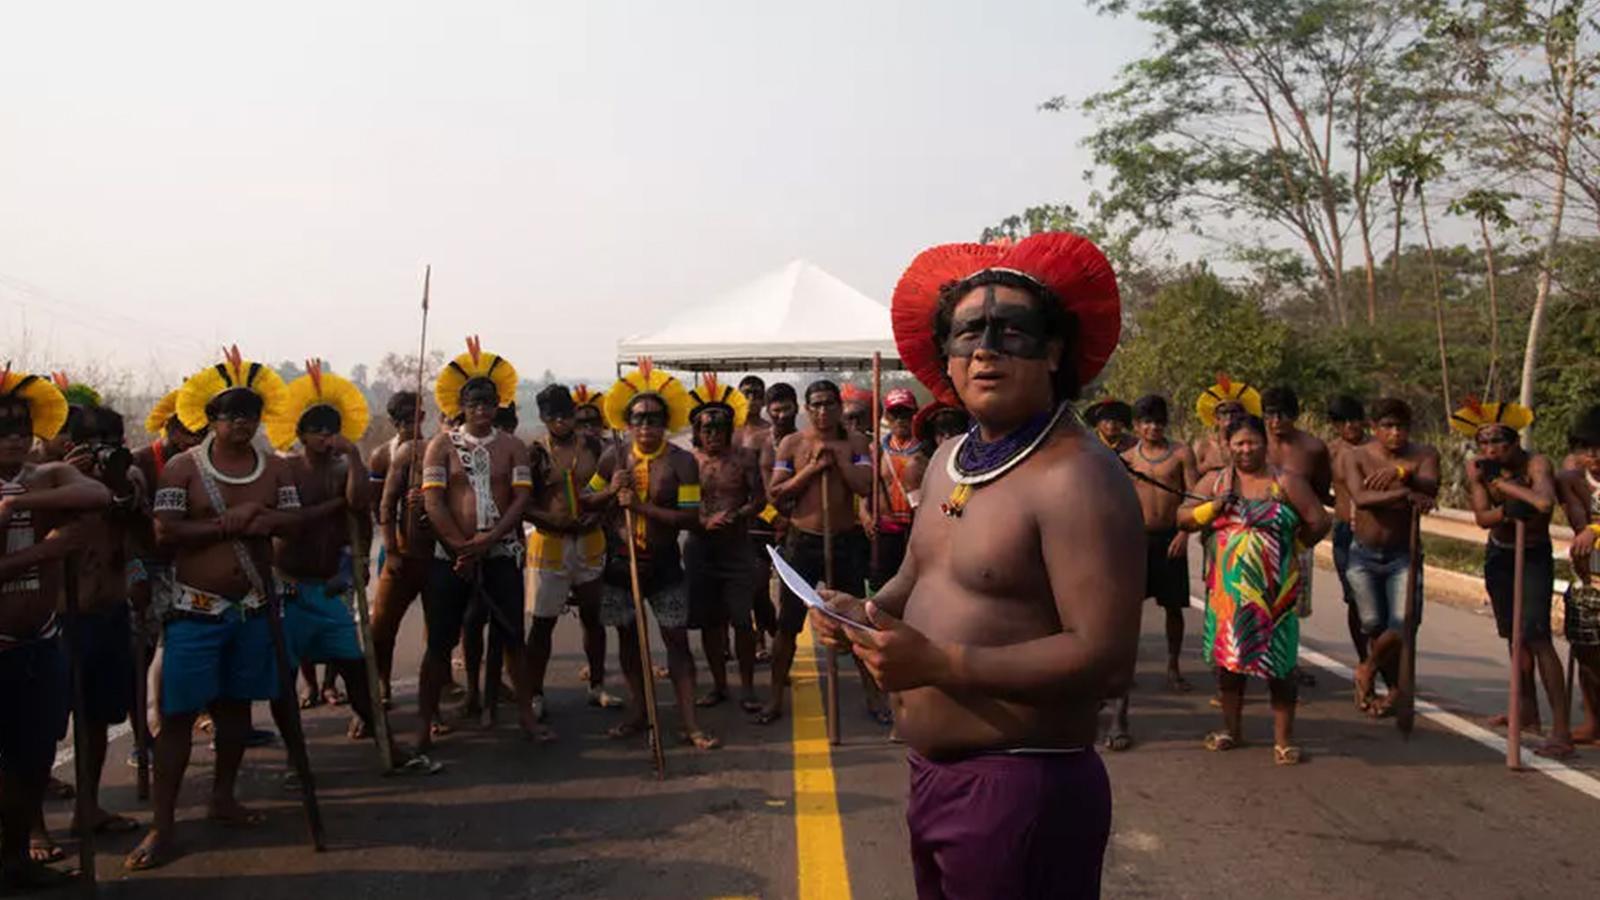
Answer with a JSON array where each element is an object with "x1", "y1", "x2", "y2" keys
[
  {"x1": 393, "y1": 754, "x2": 445, "y2": 776},
  {"x1": 679, "y1": 730, "x2": 723, "y2": 750},
  {"x1": 430, "y1": 719, "x2": 455, "y2": 737},
  {"x1": 751, "y1": 708, "x2": 784, "y2": 726},
  {"x1": 739, "y1": 696, "x2": 765, "y2": 714},
  {"x1": 123, "y1": 841, "x2": 174, "y2": 873},
  {"x1": 867, "y1": 708, "x2": 894, "y2": 727},
  {"x1": 89, "y1": 814, "x2": 141, "y2": 835},
  {"x1": 1274, "y1": 745, "x2": 1303, "y2": 766},
  {"x1": 1203, "y1": 731, "x2": 1238, "y2": 752},
  {"x1": 1167, "y1": 675, "x2": 1194, "y2": 693},
  {"x1": 1104, "y1": 732, "x2": 1133, "y2": 752},
  {"x1": 1534, "y1": 740, "x2": 1577, "y2": 760},
  {"x1": 1208, "y1": 695, "x2": 1223, "y2": 709},
  {"x1": 607, "y1": 721, "x2": 647, "y2": 740},
  {"x1": 695, "y1": 690, "x2": 727, "y2": 709},
  {"x1": 46, "y1": 777, "x2": 76, "y2": 800},
  {"x1": 28, "y1": 840, "x2": 65, "y2": 864}
]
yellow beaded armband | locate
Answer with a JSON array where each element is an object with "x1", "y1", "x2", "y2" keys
[{"x1": 1191, "y1": 501, "x2": 1218, "y2": 527}]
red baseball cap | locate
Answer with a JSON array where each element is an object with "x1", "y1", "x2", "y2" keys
[{"x1": 884, "y1": 388, "x2": 918, "y2": 412}]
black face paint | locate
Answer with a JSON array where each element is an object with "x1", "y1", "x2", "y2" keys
[
  {"x1": 0, "y1": 403, "x2": 31, "y2": 439},
  {"x1": 945, "y1": 286, "x2": 1051, "y2": 359}
]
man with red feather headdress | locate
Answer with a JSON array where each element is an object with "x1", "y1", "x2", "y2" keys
[{"x1": 810, "y1": 233, "x2": 1143, "y2": 899}]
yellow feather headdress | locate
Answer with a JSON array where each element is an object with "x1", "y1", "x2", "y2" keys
[
  {"x1": 175, "y1": 345, "x2": 289, "y2": 432},
  {"x1": 687, "y1": 373, "x2": 749, "y2": 430},
  {"x1": 1450, "y1": 396, "x2": 1534, "y2": 438},
  {"x1": 571, "y1": 384, "x2": 606, "y2": 412},
  {"x1": 145, "y1": 389, "x2": 180, "y2": 435},
  {"x1": 1195, "y1": 373, "x2": 1263, "y2": 428},
  {"x1": 0, "y1": 364, "x2": 70, "y2": 440},
  {"x1": 603, "y1": 357, "x2": 692, "y2": 432},
  {"x1": 434, "y1": 336, "x2": 518, "y2": 420},
  {"x1": 265, "y1": 359, "x2": 371, "y2": 450}
]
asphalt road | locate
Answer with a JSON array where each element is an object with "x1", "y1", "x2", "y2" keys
[{"x1": 39, "y1": 538, "x2": 1600, "y2": 898}]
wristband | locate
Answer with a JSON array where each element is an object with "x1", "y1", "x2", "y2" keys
[
  {"x1": 1191, "y1": 501, "x2": 1218, "y2": 527},
  {"x1": 1396, "y1": 465, "x2": 1409, "y2": 482},
  {"x1": 1588, "y1": 523, "x2": 1600, "y2": 537}
]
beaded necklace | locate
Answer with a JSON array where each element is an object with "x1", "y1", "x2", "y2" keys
[{"x1": 941, "y1": 402, "x2": 1072, "y2": 518}]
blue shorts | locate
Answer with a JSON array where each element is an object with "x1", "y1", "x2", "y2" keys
[
  {"x1": 73, "y1": 605, "x2": 135, "y2": 726},
  {"x1": 0, "y1": 638, "x2": 69, "y2": 779},
  {"x1": 1347, "y1": 540, "x2": 1422, "y2": 636},
  {"x1": 281, "y1": 578, "x2": 363, "y2": 668},
  {"x1": 161, "y1": 607, "x2": 279, "y2": 716}
]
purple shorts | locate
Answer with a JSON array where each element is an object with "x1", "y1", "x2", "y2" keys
[{"x1": 908, "y1": 749, "x2": 1111, "y2": 900}]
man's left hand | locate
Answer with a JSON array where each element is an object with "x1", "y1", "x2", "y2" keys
[
  {"x1": 846, "y1": 601, "x2": 954, "y2": 692},
  {"x1": 1166, "y1": 531, "x2": 1188, "y2": 559}
]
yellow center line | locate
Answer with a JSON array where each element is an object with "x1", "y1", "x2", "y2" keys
[{"x1": 790, "y1": 628, "x2": 852, "y2": 899}]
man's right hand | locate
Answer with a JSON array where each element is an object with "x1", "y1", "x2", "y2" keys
[
  {"x1": 220, "y1": 503, "x2": 262, "y2": 536},
  {"x1": 1573, "y1": 526, "x2": 1597, "y2": 562},
  {"x1": 808, "y1": 445, "x2": 836, "y2": 473},
  {"x1": 810, "y1": 587, "x2": 868, "y2": 652}
]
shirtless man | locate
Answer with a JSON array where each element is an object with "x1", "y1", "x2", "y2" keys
[
  {"x1": 1086, "y1": 398, "x2": 1136, "y2": 453},
  {"x1": 270, "y1": 384, "x2": 416, "y2": 766},
  {"x1": 751, "y1": 383, "x2": 800, "y2": 643},
  {"x1": 592, "y1": 386, "x2": 719, "y2": 748},
  {"x1": 737, "y1": 376, "x2": 771, "y2": 452},
  {"x1": 841, "y1": 384, "x2": 875, "y2": 439},
  {"x1": 1262, "y1": 386, "x2": 1331, "y2": 625},
  {"x1": 1326, "y1": 395, "x2": 1371, "y2": 661},
  {"x1": 874, "y1": 389, "x2": 927, "y2": 592},
  {"x1": 687, "y1": 394, "x2": 767, "y2": 712},
  {"x1": 417, "y1": 363, "x2": 538, "y2": 749},
  {"x1": 55, "y1": 405, "x2": 144, "y2": 839},
  {"x1": 758, "y1": 380, "x2": 875, "y2": 726},
  {"x1": 366, "y1": 392, "x2": 420, "y2": 544},
  {"x1": 1122, "y1": 395, "x2": 1200, "y2": 691},
  {"x1": 523, "y1": 385, "x2": 619, "y2": 723},
  {"x1": 1345, "y1": 399, "x2": 1439, "y2": 717},
  {"x1": 1, "y1": 375, "x2": 110, "y2": 891},
  {"x1": 1556, "y1": 405, "x2": 1600, "y2": 743},
  {"x1": 371, "y1": 391, "x2": 432, "y2": 705},
  {"x1": 815, "y1": 234, "x2": 1141, "y2": 897},
  {"x1": 1464, "y1": 404, "x2": 1573, "y2": 756},
  {"x1": 128, "y1": 365, "x2": 305, "y2": 871}
]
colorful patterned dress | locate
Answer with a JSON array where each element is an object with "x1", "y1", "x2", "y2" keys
[{"x1": 1202, "y1": 469, "x2": 1304, "y2": 680}]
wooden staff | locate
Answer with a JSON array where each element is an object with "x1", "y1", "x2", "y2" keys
[
  {"x1": 404, "y1": 265, "x2": 431, "y2": 549},
  {"x1": 869, "y1": 355, "x2": 882, "y2": 585},
  {"x1": 62, "y1": 558, "x2": 96, "y2": 887},
  {"x1": 130, "y1": 601, "x2": 151, "y2": 801},
  {"x1": 821, "y1": 470, "x2": 840, "y2": 746},
  {"x1": 1396, "y1": 505, "x2": 1422, "y2": 738},
  {"x1": 1508, "y1": 518, "x2": 1528, "y2": 770},
  {"x1": 623, "y1": 506, "x2": 667, "y2": 778},
  {"x1": 345, "y1": 512, "x2": 394, "y2": 771},
  {"x1": 264, "y1": 591, "x2": 327, "y2": 850}
]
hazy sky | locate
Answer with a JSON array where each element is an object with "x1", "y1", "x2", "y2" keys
[{"x1": 1, "y1": 1, "x2": 1148, "y2": 389}]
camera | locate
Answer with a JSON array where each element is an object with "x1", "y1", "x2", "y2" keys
[
  {"x1": 88, "y1": 441, "x2": 133, "y2": 478},
  {"x1": 1475, "y1": 458, "x2": 1504, "y2": 483}
]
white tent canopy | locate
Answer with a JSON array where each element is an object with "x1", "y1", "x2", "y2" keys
[{"x1": 616, "y1": 259, "x2": 901, "y2": 372}]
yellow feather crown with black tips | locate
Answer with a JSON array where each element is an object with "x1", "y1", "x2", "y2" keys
[
  {"x1": 175, "y1": 346, "x2": 289, "y2": 433},
  {"x1": 266, "y1": 360, "x2": 371, "y2": 450},
  {"x1": 1450, "y1": 397, "x2": 1534, "y2": 438},
  {"x1": 571, "y1": 384, "x2": 606, "y2": 412},
  {"x1": 0, "y1": 364, "x2": 70, "y2": 440},
  {"x1": 435, "y1": 336, "x2": 518, "y2": 420},
  {"x1": 145, "y1": 390, "x2": 180, "y2": 435},
  {"x1": 1195, "y1": 373, "x2": 1263, "y2": 428},
  {"x1": 687, "y1": 373, "x2": 749, "y2": 430},
  {"x1": 603, "y1": 358, "x2": 692, "y2": 432}
]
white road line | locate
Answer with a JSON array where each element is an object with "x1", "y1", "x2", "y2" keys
[{"x1": 1188, "y1": 595, "x2": 1600, "y2": 802}]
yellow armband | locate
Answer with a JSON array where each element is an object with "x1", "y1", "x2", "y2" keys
[
  {"x1": 758, "y1": 504, "x2": 780, "y2": 525},
  {"x1": 676, "y1": 484, "x2": 701, "y2": 509},
  {"x1": 587, "y1": 473, "x2": 607, "y2": 493},
  {"x1": 1588, "y1": 523, "x2": 1600, "y2": 537},
  {"x1": 1396, "y1": 465, "x2": 1409, "y2": 482},
  {"x1": 1191, "y1": 501, "x2": 1218, "y2": 527}
]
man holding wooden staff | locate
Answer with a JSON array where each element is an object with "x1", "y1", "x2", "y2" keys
[
  {"x1": 592, "y1": 361, "x2": 718, "y2": 751},
  {"x1": 1, "y1": 370, "x2": 110, "y2": 890},
  {"x1": 1460, "y1": 399, "x2": 1574, "y2": 759},
  {"x1": 756, "y1": 380, "x2": 872, "y2": 728},
  {"x1": 1344, "y1": 399, "x2": 1439, "y2": 719},
  {"x1": 127, "y1": 349, "x2": 312, "y2": 871},
  {"x1": 264, "y1": 362, "x2": 432, "y2": 772}
]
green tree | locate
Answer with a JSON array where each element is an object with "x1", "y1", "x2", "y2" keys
[{"x1": 1447, "y1": 188, "x2": 1518, "y2": 396}]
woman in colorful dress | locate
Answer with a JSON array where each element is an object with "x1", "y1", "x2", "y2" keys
[{"x1": 1180, "y1": 415, "x2": 1329, "y2": 764}]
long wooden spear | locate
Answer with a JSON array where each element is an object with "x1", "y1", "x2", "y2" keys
[
  {"x1": 1508, "y1": 519, "x2": 1528, "y2": 769},
  {"x1": 1396, "y1": 505, "x2": 1422, "y2": 738},
  {"x1": 405, "y1": 266, "x2": 431, "y2": 549}
]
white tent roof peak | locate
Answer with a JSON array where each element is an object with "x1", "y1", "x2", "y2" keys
[{"x1": 616, "y1": 258, "x2": 900, "y2": 371}]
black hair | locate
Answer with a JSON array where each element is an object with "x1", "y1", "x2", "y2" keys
[
  {"x1": 738, "y1": 375, "x2": 766, "y2": 394},
  {"x1": 1132, "y1": 394, "x2": 1168, "y2": 424},
  {"x1": 766, "y1": 383, "x2": 797, "y2": 406},
  {"x1": 0, "y1": 397, "x2": 31, "y2": 433},
  {"x1": 1369, "y1": 397, "x2": 1412, "y2": 427},
  {"x1": 536, "y1": 384, "x2": 575, "y2": 418},
  {"x1": 626, "y1": 393, "x2": 666, "y2": 417},
  {"x1": 1087, "y1": 399, "x2": 1133, "y2": 427},
  {"x1": 932, "y1": 271, "x2": 1081, "y2": 402},
  {"x1": 1568, "y1": 405, "x2": 1600, "y2": 450},
  {"x1": 690, "y1": 406, "x2": 734, "y2": 448},
  {"x1": 67, "y1": 403, "x2": 99, "y2": 443},
  {"x1": 68, "y1": 404, "x2": 124, "y2": 444},
  {"x1": 1224, "y1": 414, "x2": 1268, "y2": 442},
  {"x1": 459, "y1": 377, "x2": 499, "y2": 405},
  {"x1": 205, "y1": 388, "x2": 264, "y2": 421},
  {"x1": 386, "y1": 390, "x2": 419, "y2": 422},
  {"x1": 805, "y1": 380, "x2": 841, "y2": 405},
  {"x1": 1327, "y1": 394, "x2": 1365, "y2": 423},
  {"x1": 297, "y1": 404, "x2": 343, "y2": 435},
  {"x1": 493, "y1": 402, "x2": 519, "y2": 432},
  {"x1": 1261, "y1": 386, "x2": 1300, "y2": 418}
]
